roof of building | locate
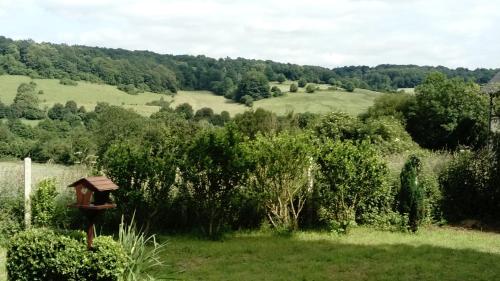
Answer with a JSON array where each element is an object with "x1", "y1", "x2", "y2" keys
[
  {"x1": 482, "y1": 72, "x2": 500, "y2": 94},
  {"x1": 68, "y1": 176, "x2": 119, "y2": 192}
]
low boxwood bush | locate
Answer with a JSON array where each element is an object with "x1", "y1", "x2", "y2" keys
[{"x1": 7, "y1": 228, "x2": 126, "y2": 281}]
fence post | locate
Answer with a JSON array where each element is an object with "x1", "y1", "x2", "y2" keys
[{"x1": 24, "y1": 157, "x2": 32, "y2": 229}]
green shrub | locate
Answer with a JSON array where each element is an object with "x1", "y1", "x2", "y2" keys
[
  {"x1": 298, "y1": 78, "x2": 307, "y2": 88},
  {"x1": 7, "y1": 228, "x2": 126, "y2": 281},
  {"x1": 317, "y1": 140, "x2": 391, "y2": 233},
  {"x1": 271, "y1": 86, "x2": 283, "y2": 97},
  {"x1": 289, "y1": 83, "x2": 298, "y2": 93},
  {"x1": 439, "y1": 149, "x2": 497, "y2": 222},
  {"x1": 85, "y1": 236, "x2": 127, "y2": 281},
  {"x1": 398, "y1": 155, "x2": 425, "y2": 232},
  {"x1": 31, "y1": 178, "x2": 58, "y2": 227},
  {"x1": 0, "y1": 197, "x2": 23, "y2": 246},
  {"x1": 305, "y1": 84, "x2": 316, "y2": 93},
  {"x1": 7, "y1": 228, "x2": 84, "y2": 281},
  {"x1": 59, "y1": 78, "x2": 78, "y2": 86},
  {"x1": 241, "y1": 95, "x2": 254, "y2": 107}
]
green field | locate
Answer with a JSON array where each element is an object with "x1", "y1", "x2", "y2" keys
[
  {"x1": 0, "y1": 75, "x2": 381, "y2": 117},
  {"x1": 156, "y1": 227, "x2": 500, "y2": 281}
]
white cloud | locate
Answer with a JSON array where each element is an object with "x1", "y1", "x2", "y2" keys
[{"x1": 0, "y1": 0, "x2": 498, "y2": 69}]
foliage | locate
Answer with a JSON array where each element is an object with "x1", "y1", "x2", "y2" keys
[
  {"x1": 398, "y1": 155, "x2": 425, "y2": 232},
  {"x1": 85, "y1": 236, "x2": 128, "y2": 281},
  {"x1": 407, "y1": 72, "x2": 489, "y2": 149},
  {"x1": 234, "y1": 71, "x2": 270, "y2": 103},
  {"x1": 344, "y1": 81, "x2": 355, "y2": 92},
  {"x1": 240, "y1": 95, "x2": 254, "y2": 107},
  {"x1": 315, "y1": 112, "x2": 361, "y2": 141},
  {"x1": 298, "y1": 78, "x2": 307, "y2": 88},
  {"x1": 99, "y1": 119, "x2": 179, "y2": 231},
  {"x1": 361, "y1": 92, "x2": 415, "y2": 122},
  {"x1": 243, "y1": 132, "x2": 314, "y2": 231},
  {"x1": 9, "y1": 82, "x2": 45, "y2": 120},
  {"x1": 289, "y1": 83, "x2": 298, "y2": 93},
  {"x1": 6, "y1": 228, "x2": 126, "y2": 281},
  {"x1": 181, "y1": 125, "x2": 247, "y2": 238},
  {"x1": 270, "y1": 86, "x2": 283, "y2": 97},
  {"x1": 276, "y1": 74, "x2": 286, "y2": 83},
  {"x1": 59, "y1": 78, "x2": 78, "y2": 86},
  {"x1": 31, "y1": 178, "x2": 58, "y2": 227},
  {"x1": 305, "y1": 84, "x2": 316, "y2": 93},
  {"x1": 233, "y1": 108, "x2": 279, "y2": 138},
  {"x1": 439, "y1": 149, "x2": 498, "y2": 222},
  {"x1": 0, "y1": 36, "x2": 497, "y2": 99},
  {"x1": 174, "y1": 103, "x2": 194, "y2": 119},
  {"x1": 118, "y1": 215, "x2": 167, "y2": 281},
  {"x1": 118, "y1": 84, "x2": 142, "y2": 95},
  {"x1": 317, "y1": 140, "x2": 391, "y2": 233}
]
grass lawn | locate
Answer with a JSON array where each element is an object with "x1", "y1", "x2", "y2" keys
[
  {"x1": 155, "y1": 227, "x2": 500, "y2": 281},
  {"x1": 0, "y1": 75, "x2": 380, "y2": 117},
  {"x1": 0, "y1": 248, "x2": 5, "y2": 281}
]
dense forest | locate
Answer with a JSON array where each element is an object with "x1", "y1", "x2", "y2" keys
[{"x1": 0, "y1": 36, "x2": 498, "y2": 103}]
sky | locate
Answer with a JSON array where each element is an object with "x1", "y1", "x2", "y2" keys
[{"x1": 0, "y1": 0, "x2": 498, "y2": 69}]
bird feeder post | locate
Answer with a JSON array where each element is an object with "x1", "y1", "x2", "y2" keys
[{"x1": 68, "y1": 176, "x2": 119, "y2": 249}]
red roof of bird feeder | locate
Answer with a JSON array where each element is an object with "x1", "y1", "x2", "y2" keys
[{"x1": 69, "y1": 176, "x2": 118, "y2": 192}]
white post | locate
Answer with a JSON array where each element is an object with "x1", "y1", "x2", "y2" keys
[{"x1": 24, "y1": 157, "x2": 32, "y2": 229}]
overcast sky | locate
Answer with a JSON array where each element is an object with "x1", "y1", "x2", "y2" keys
[{"x1": 0, "y1": 0, "x2": 498, "y2": 69}]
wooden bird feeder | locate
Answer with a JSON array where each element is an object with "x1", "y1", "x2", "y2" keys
[{"x1": 68, "y1": 176, "x2": 118, "y2": 249}]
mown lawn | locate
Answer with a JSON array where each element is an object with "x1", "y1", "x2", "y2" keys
[{"x1": 154, "y1": 227, "x2": 500, "y2": 281}]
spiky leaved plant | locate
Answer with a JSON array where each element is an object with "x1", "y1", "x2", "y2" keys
[{"x1": 118, "y1": 214, "x2": 167, "y2": 281}]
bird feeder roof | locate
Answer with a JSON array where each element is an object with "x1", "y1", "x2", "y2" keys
[{"x1": 68, "y1": 176, "x2": 118, "y2": 192}]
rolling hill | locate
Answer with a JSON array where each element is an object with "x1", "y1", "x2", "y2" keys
[{"x1": 0, "y1": 75, "x2": 382, "y2": 117}]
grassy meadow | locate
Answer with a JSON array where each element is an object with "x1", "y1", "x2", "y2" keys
[
  {"x1": 0, "y1": 75, "x2": 381, "y2": 117},
  {"x1": 154, "y1": 227, "x2": 500, "y2": 281}
]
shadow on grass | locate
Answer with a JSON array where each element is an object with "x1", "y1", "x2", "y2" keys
[{"x1": 155, "y1": 235, "x2": 500, "y2": 281}]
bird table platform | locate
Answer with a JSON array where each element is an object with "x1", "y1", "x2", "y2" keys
[{"x1": 68, "y1": 176, "x2": 118, "y2": 249}]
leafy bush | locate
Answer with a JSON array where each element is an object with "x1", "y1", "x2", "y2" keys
[
  {"x1": 289, "y1": 83, "x2": 298, "y2": 93},
  {"x1": 7, "y1": 228, "x2": 126, "y2": 281},
  {"x1": 7, "y1": 229, "x2": 83, "y2": 281},
  {"x1": 31, "y1": 178, "x2": 58, "y2": 227},
  {"x1": 244, "y1": 132, "x2": 315, "y2": 231},
  {"x1": 271, "y1": 86, "x2": 283, "y2": 97},
  {"x1": 240, "y1": 95, "x2": 254, "y2": 107},
  {"x1": 361, "y1": 93, "x2": 415, "y2": 122},
  {"x1": 407, "y1": 72, "x2": 488, "y2": 149},
  {"x1": 85, "y1": 236, "x2": 127, "y2": 281},
  {"x1": 398, "y1": 155, "x2": 425, "y2": 232},
  {"x1": 317, "y1": 140, "x2": 391, "y2": 233},
  {"x1": 59, "y1": 78, "x2": 78, "y2": 86},
  {"x1": 0, "y1": 196, "x2": 23, "y2": 246},
  {"x1": 181, "y1": 125, "x2": 247, "y2": 238},
  {"x1": 305, "y1": 84, "x2": 316, "y2": 93},
  {"x1": 118, "y1": 84, "x2": 141, "y2": 95},
  {"x1": 439, "y1": 149, "x2": 498, "y2": 222},
  {"x1": 298, "y1": 78, "x2": 307, "y2": 88}
]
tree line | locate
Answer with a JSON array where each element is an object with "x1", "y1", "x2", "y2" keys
[{"x1": 0, "y1": 36, "x2": 497, "y2": 103}]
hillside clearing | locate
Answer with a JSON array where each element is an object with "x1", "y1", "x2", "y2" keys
[{"x1": 0, "y1": 75, "x2": 381, "y2": 117}]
